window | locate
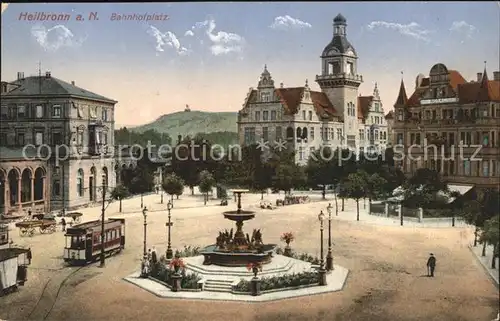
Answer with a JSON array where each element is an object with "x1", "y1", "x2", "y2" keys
[
  {"x1": 463, "y1": 160, "x2": 470, "y2": 176},
  {"x1": 375, "y1": 130, "x2": 379, "y2": 140},
  {"x1": 77, "y1": 169, "x2": 84, "y2": 197},
  {"x1": 410, "y1": 133, "x2": 415, "y2": 144},
  {"x1": 52, "y1": 132, "x2": 62, "y2": 145},
  {"x1": 36, "y1": 105, "x2": 43, "y2": 118},
  {"x1": 347, "y1": 62, "x2": 354, "y2": 74},
  {"x1": 449, "y1": 160, "x2": 455, "y2": 175},
  {"x1": 255, "y1": 111, "x2": 261, "y2": 121},
  {"x1": 275, "y1": 126, "x2": 282, "y2": 141},
  {"x1": 16, "y1": 133, "x2": 25, "y2": 146},
  {"x1": 336, "y1": 129, "x2": 343, "y2": 140},
  {"x1": 482, "y1": 161, "x2": 489, "y2": 177},
  {"x1": 482, "y1": 132, "x2": 489, "y2": 147},
  {"x1": 260, "y1": 92, "x2": 271, "y2": 102},
  {"x1": 308, "y1": 111, "x2": 313, "y2": 120},
  {"x1": 77, "y1": 105, "x2": 83, "y2": 118},
  {"x1": 492, "y1": 131, "x2": 496, "y2": 147},
  {"x1": 448, "y1": 133, "x2": 455, "y2": 145},
  {"x1": 0, "y1": 133, "x2": 7, "y2": 146},
  {"x1": 263, "y1": 111, "x2": 269, "y2": 121},
  {"x1": 103, "y1": 132, "x2": 108, "y2": 145},
  {"x1": 17, "y1": 106, "x2": 26, "y2": 118},
  {"x1": 465, "y1": 132, "x2": 472, "y2": 145},
  {"x1": 271, "y1": 110, "x2": 277, "y2": 120},
  {"x1": 244, "y1": 127, "x2": 256, "y2": 145},
  {"x1": 89, "y1": 107, "x2": 97, "y2": 118},
  {"x1": 374, "y1": 103, "x2": 380, "y2": 112},
  {"x1": 302, "y1": 111, "x2": 306, "y2": 120},
  {"x1": 262, "y1": 127, "x2": 269, "y2": 142},
  {"x1": 416, "y1": 133, "x2": 421, "y2": 145},
  {"x1": 432, "y1": 110, "x2": 436, "y2": 120},
  {"x1": 359, "y1": 129, "x2": 364, "y2": 140},
  {"x1": 53, "y1": 105, "x2": 61, "y2": 118},
  {"x1": 397, "y1": 110, "x2": 403, "y2": 121},
  {"x1": 102, "y1": 109, "x2": 108, "y2": 121},
  {"x1": 35, "y1": 132, "x2": 44, "y2": 145},
  {"x1": 397, "y1": 133, "x2": 404, "y2": 145},
  {"x1": 309, "y1": 127, "x2": 314, "y2": 139},
  {"x1": 77, "y1": 130, "x2": 84, "y2": 145},
  {"x1": 0, "y1": 105, "x2": 7, "y2": 119},
  {"x1": 53, "y1": 180, "x2": 61, "y2": 196}
]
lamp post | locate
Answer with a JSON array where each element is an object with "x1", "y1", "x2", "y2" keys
[
  {"x1": 317, "y1": 210, "x2": 327, "y2": 286},
  {"x1": 140, "y1": 192, "x2": 144, "y2": 208},
  {"x1": 142, "y1": 206, "x2": 148, "y2": 257},
  {"x1": 326, "y1": 203, "x2": 333, "y2": 271},
  {"x1": 99, "y1": 186, "x2": 107, "y2": 267},
  {"x1": 166, "y1": 200, "x2": 174, "y2": 259}
]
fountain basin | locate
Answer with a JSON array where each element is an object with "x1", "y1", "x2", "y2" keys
[
  {"x1": 223, "y1": 210, "x2": 255, "y2": 222},
  {"x1": 200, "y1": 244, "x2": 278, "y2": 267}
]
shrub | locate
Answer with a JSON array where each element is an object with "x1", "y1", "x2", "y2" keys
[
  {"x1": 174, "y1": 245, "x2": 201, "y2": 258},
  {"x1": 234, "y1": 271, "x2": 319, "y2": 292},
  {"x1": 275, "y1": 247, "x2": 320, "y2": 264}
]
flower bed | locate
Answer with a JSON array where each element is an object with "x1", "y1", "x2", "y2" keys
[
  {"x1": 149, "y1": 259, "x2": 201, "y2": 290},
  {"x1": 233, "y1": 271, "x2": 319, "y2": 293},
  {"x1": 275, "y1": 247, "x2": 321, "y2": 265}
]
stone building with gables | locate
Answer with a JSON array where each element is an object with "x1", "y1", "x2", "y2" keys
[
  {"x1": 391, "y1": 63, "x2": 500, "y2": 194},
  {"x1": 237, "y1": 14, "x2": 389, "y2": 165},
  {"x1": 0, "y1": 71, "x2": 120, "y2": 215}
]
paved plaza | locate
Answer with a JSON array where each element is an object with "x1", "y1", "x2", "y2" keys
[{"x1": 0, "y1": 191, "x2": 498, "y2": 321}]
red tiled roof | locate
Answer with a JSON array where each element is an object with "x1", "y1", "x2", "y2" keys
[
  {"x1": 242, "y1": 87, "x2": 338, "y2": 118},
  {"x1": 404, "y1": 69, "x2": 499, "y2": 107},
  {"x1": 357, "y1": 96, "x2": 372, "y2": 120}
]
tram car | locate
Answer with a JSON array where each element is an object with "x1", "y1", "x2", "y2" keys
[
  {"x1": 0, "y1": 247, "x2": 31, "y2": 296},
  {"x1": 63, "y1": 218, "x2": 125, "y2": 265}
]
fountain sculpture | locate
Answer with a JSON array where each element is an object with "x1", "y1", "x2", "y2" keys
[{"x1": 200, "y1": 189, "x2": 277, "y2": 266}]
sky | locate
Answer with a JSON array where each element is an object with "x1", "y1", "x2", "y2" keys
[{"x1": 1, "y1": 2, "x2": 499, "y2": 126}]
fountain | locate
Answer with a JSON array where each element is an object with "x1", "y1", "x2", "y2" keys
[{"x1": 200, "y1": 189, "x2": 277, "y2": 266}]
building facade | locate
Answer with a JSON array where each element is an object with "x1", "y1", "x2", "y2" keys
[
  {"x1": 237, "y1": 14, "x2": 388, "y2": 165},
  {"x1": 0, "y1": 71, "x2": 121, "y2": 215},
  {"x1": 391, "y1": 63, "x2": 500, "y2": 193}
]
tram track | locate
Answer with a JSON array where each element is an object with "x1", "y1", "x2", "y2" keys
[{"x1": 25, "y1": 265, "x2": 86, "y2": 321}]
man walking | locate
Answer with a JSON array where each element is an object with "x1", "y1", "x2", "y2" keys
[{"x1": 427, "y1": 253, "x2": 436, "y2": 277}]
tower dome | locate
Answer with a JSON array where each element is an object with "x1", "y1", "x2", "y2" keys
[{"x1": 321, "y1": 13, "x2": 356, "y2": 57}]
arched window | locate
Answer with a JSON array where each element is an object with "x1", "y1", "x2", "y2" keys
[{"x1": 77, "y1": 169, "x2": 84, "y2": 197}]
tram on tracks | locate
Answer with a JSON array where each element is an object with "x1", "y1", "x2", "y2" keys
[{"x1": 63, "y1": 218, "x2": 125, "y2": 265}]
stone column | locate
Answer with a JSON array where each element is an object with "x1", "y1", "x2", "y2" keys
[
  {"x1": 41, "y1": 176, "x2": 47, "y2": 212},
  {"x1": 3, "y1": 178, "x2": 9, "y2": 214},
  {"x1": 17, "y1": 177, "x2": 22, "y2": 211},
  {"x1": 30, "y1": 177, "x2": 35, "y2": 204}
]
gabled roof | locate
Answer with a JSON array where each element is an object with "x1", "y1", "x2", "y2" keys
[
  {"x1": 385, "y1": 110, "x2": 394, "y2": 120},
  {"x1": 357, "y1": 96, "x2": 372, "y2": 120},
  {"x1": 243, "y1": 87, "x2": 338, "y2": 119},
  {"x1": 394, "y1": 79, "x2": 408, "y2": 107},
  {"x1": 404, "y1": 67, "x2": 499, "y2": 107},
  {"x1": 1, "y1": 76, "x2": 117, "y2": 103}
]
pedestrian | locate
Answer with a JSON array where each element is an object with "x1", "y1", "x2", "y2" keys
[
  {"x1": 151, "y1": 246, "x2": 157, "y2": 264},
  {"x1": 427, "y1": 253, "x2": 436, "y2": 277},
  {"x1": 61, "y1": 218, "x2": 67, "y2": 232},
  {"x1": 27, "y1": 249, "x2": 32, "y2": 265},
  {"x1": 147, "y1": 248, "x2": 152, "y2": 262}
]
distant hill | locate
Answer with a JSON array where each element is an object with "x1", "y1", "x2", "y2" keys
[{"x1": 130, "y1": 111, "x2": 238, "y2": 139}]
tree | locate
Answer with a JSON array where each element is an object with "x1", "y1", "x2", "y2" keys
[
  {"x1": 110, "y1": 185, "x2": 130, "y2": 212},
  {"x1": 123, "y1": 157, "x2": 155, "y2": 195},
  {"x1": 342, "y1": 171, "x2": 368, "y2": 221},
  {"x1": 306, "y1": 147, "x2": 334, "y2": 200},
  {"x1": 479, "y1": 215, "x2": 499, "y2": 269},
  {"x1": 198, "y1": 170, "x2": 215, "y2": 205},
  {"x1": 162, "y1": 173, "x2": 184, "y2": 203},
  {"x1": 366, "y1": 173, "x2": 388, "y2": 204},
  {"x1": 402, "y1": 168, "x2": 449, "y2": 209},
  {"x1": 272, "y1": 164, "x2": 306, "y2": 195}
]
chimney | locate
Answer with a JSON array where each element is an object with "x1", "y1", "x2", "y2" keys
[
  {"x1": 477, "y1": 72, "x2": 482, "y2": 82},
  {"x1": 45, "y1": 71, "x2": 51, "y2": 78},
  {"x1": 71, "y1": 81, "x2": 75, "y2": 86},
  {"x1": 493, "y1": 71, "x2": 500, "y2": 81},
  {"x1": 17, "y1": 72, "x2": 24, "y2": 80}
]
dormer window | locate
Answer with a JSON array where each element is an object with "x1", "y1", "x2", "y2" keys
[
  {"x1": 374, "y1": 102, "x2": 380, "y2": 112},
  {"x1": 397, "y1": 110, "x2": 403, "y2": 121},
  {"x1": 347, "y1": 62, "x2": 354, "y2": 74}
]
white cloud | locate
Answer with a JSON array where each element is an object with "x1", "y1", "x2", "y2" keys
[
  {"x1": 366, "y1": 21, "x2": 431, "y2": 41},
  {"x1": 147, "y1": 26, "x2": 189, "y2": 56},
  {"x1": 184, "y1": 30, "x2": 194, "y2": 37},
  {"x1": 194, "y1": 18, "x2": 245, "y2": 56},
  {"x1": 449, "y1": 21, "x2": 476, "y2": 38},
  {"x1": 269, "y1": 15, "x2": 312, "y2": 30},
  {"x1": 31, "y1": 25, "x2": 86, "y2": 52}
]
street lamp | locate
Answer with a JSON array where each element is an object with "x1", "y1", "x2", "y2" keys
[
  {"x1": 326, "y1": 203, "x2": 333, "y2": 271},
  {"x1": 142, "y1": 206, "x2": 148, "y2": 257},
  {"x1": 141, "y1": 192, "x2": 144, "y2": 208},
  {"x1": 317, "y1": 210, "x2": 327, "y2": 286},
  {"x1": 166, "y1": 200, "x2": 174, "y2": 259}
]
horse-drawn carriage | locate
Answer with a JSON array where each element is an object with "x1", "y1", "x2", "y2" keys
[{"x1": 15, "y1": 220, "x2": 57, "y2": 237}]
